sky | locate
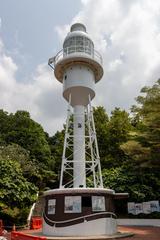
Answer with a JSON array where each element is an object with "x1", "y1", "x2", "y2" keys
[{"x1": 0, "y1": 0, "x2": 160, "y2": 136}]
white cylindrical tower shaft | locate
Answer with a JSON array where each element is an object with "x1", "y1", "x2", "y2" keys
[
  {"x1": 63, "y1": 65, "x2": 95, "y2": 106},
  {"x1": 73, "y1": 105, "x2": 86, "y2": 187}
]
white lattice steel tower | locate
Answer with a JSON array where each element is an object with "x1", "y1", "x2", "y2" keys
[
  {"x1": 49, "y1": 23, "x2": 104, "y2": 189},
  {"x1": 43, "y1": 23, "x2": 127, "y2": 237}
]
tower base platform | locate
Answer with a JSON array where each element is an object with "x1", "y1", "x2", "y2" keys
[
  {"x1": 13, "y1": 229, "x2": 134, "y2": 240},
  {"x1": 43, "y1": 217, "x2": 117, "y2": 236},
  {"x1": 42, "y1": 188, "x2": 128, "y2": 237}
]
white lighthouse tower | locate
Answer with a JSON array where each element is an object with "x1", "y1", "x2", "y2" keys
[
  {"x1": 52, "y1": 23, "x2": 104, "y2": 190},
  {"x1": 43, "y1": 23, "x2": 121, "y2": 237}
]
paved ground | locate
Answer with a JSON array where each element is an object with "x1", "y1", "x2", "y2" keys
[
  {"x1": 118, "y1": 226, "x2": 160, "y2": 240},
  {"x1": 2, "y1": 226, "x2": 160, "y2": 240}
]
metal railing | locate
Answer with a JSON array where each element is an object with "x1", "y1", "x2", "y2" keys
[{"x1": 48, "y1": 46, "x2": 103, "y2": 69}]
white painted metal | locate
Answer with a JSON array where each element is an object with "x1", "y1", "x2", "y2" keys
[
  {"x1": 59, "y1": 95, "x2": 72, "y2": 188},
  {"x1": 63, "y1": 65, "x2": 95, "y2": 106},
  {"x1": 73, "y1": 105, "x2": 86, "y2": 187},
  {"x1": 43, "y1": 188, "x2": 115, "y2": 196},
  {"x1": 59, "y1": 100, "x2": 103, "y2": 188},
  {"x1": 49, "y1": 23, "x2": 104, "y2": 189},
  {"x1": 43, "y1": 217, "x2": 117, "y2": 236},
  {"x1": 87, "y1": 98, "x2": 103, "y2": 188},
  {"x1": 46, "y1": 22, "x2": 119, "y2": 238},
  {"x1": 48, "y1": 24, "x2": 103, "y2": 83},
  {"x1": 63, "y1": 23, "x2": 93, "y2": 58},
  {"x1": 70, "y1": 23, "x2": 87, "y2": 32}
]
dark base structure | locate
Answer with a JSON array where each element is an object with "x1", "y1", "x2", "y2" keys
[{"x1": 42, "y1": 188, "x2": 128, "y2": 236}]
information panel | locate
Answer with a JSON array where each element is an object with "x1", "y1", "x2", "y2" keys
[
  {"x1": 92, "y1": 196, "x2": 105, "y2": 211},
  {"x1": 48, "y1": 199, "x2": 56, "y2": 214},
  {"x1": 65, "y1": 196, "x2": 81, "y2": 213}
]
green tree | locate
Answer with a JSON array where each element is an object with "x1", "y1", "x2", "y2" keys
[
  {"x1": 94, "y1": 107, "x2": 131, "y2": 168},
  {"x1": 0, "y1": 145, "x2": 38, "y2": 225},
  {"x1": 93, "y1": 106, "x2": 109, "y2": 166},
  {"x1": 0, "y1": 110, "x2": 57, "y2": 189},
  {"x1": 48, "y1": 130, "x2": 65, "y2": 187},
  {"x1": 127, "y1": 79, "x2": 160, "y2": 168},
  {"x1": 103, "y1": 164, "x2": 160, "y2": 202},
  {"x1": 4, "y1": 111, "x2": 52, "y2": 166},
  {"x1": 0, "y1": 144, "x2": 41, "y2": 183},
  {"x1": 108, "y1": 108, "x2": 131, "y2": 146},
  {"x1": 0, "y1": 110, "x2": 10, "y2": 145},
  {"x1": 114, "y1": 79, "x2": 160, "y2": 206}
]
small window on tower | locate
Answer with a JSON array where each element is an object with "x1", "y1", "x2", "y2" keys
[
  {"x1": 78, "y1": 123, "x2": 82, "y2": 128},
  {"x1": 64, "y1": 75, "x2": 67, "y2": 80}
]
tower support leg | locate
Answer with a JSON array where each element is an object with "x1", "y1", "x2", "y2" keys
[{"x1": 73, "y1": 105, "x2": 86, "y2": 188}]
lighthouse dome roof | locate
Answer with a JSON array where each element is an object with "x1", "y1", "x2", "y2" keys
[{"x1": 63, "y1": 23, "x2": 94, "y2": 49}]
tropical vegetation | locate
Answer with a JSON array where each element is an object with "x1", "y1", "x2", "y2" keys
[{"x1": 0, "y1": 79, "x2": 159, "y2": 224}]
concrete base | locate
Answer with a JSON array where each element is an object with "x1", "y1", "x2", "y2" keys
[
  {"x1": 26, "y1": 230, "x2": 134, "y2": 239},
  {"x1": 43, "y1": 188, "x2": 118, "y2": 237},
  {"x1": 43, "y1": 218, "x2": 117, "y2": 236}
]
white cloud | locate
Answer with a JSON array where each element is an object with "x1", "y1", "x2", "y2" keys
[
  {"x1": 108, "y1": 59, "x2": 123, "y2": 72},
  {"x1": 1, "y1": 0, "x2": 160, "y2": 135},
  {"x1": 0, "y1": 37, "x2": 66, "y2": 135},
  {"x1": 55, "y1": 24, "x2": 70, "y2": 43},
  {"x1": 69, "y1": 0, "x2": 160, "y2": 112}
]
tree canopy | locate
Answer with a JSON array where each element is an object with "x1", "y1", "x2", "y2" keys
[
  {"x1": 0, "y1": 144, "x2": 38, "y2": 225},
  {"x1": 123, "y1": 79, "x2": 160, "y2": 168},
  {"x1": 0, "y1": 79, "x2": 160, "y2": 223}
]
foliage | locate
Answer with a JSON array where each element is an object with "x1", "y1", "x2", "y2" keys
[
  {"x1": 93, "y1": 106, "x2": 110, "y2": 167},
  {"x1": 94, "y1": 107, "x2": 132, "y2": 168},
  {"x1": 103, "y1": 164, "x2": 160, "y2": 202},
  {"x1": 0, "y1": 110, "x2": 56, "y2": 189},
  {"x1": 94, "y1": 80, "x2": 160, "y2": 209},
  {"x1": 0, "y1": 144, "x2": 40, "y2": 180},
  {"x1": 0, "y1": 145, "x2": 38, "y2": 225},
  {"x1": 1, "y1": 206, "x2": 31, "y2": 227},
  {"x1": 120, "y1": 140, "x2": 150, "y2": 165},
  {"x1": 3, "y1": 111, "x2": 52, "y2": 166},
  {"x1": 0, "y1": 79, "x2": 159, "y2": 223},
  {"x1": 48, "y1": 130, "x2": 65, "y2": 187},
  {"x1": 124, "y1": 79, "x2": 160, "y2": 168},
  {"x1": 0, "y1": 111, "x2": 56, "y2": 225}
]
